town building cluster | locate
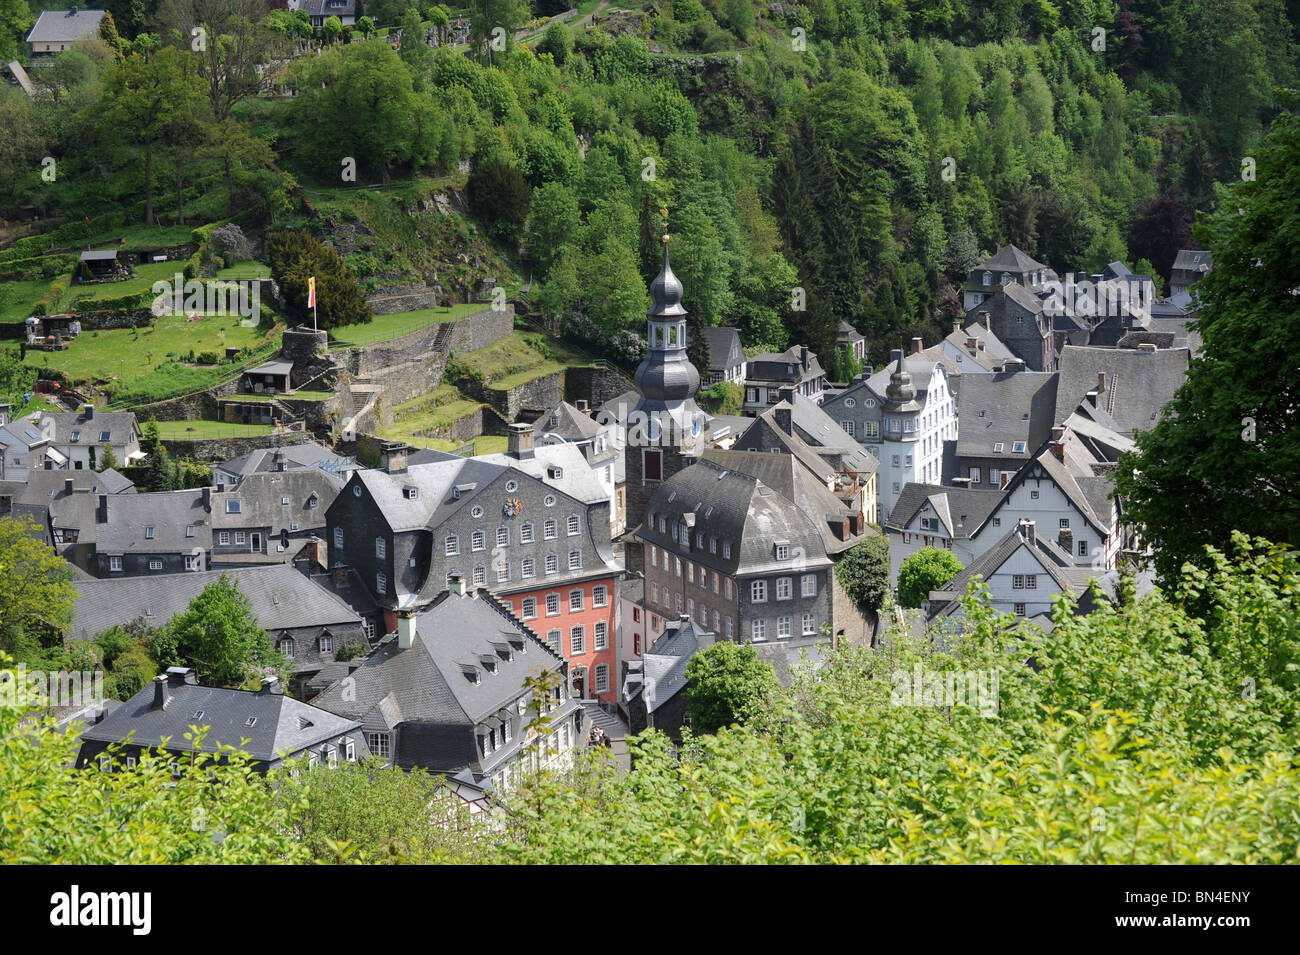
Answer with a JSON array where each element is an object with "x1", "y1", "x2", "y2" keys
[{"x1": 2, "y1": 239, "x2": 1209, "y2": 810}]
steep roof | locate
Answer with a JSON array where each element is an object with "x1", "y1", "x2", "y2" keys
[
  {"x1": 211, "y1": 470, "x2": 343, "y2": 528},
  {"x1": 310, "y1": 590, "x2": 563, "y2": 728},
  {"x1": 95, "y1": 488, "x2": 213, "y2": 555},
  {"x1": 1172, "y1": 249, "x2": 1212, "y2": 273},
  {"x1": 26, "y1": 10, "x2": 106, "y2": 44},
  {"x1": 1054, "y1": 345, "x2": 1190, "y2": 436},
  {"x1": 533, "y1": 401, "x2": 603, "y2": 442},
  {"x1": 972, "y1": 244, "x2": 1048, "y2": 276},
  {"x1": 700, "y1": 326, "x2": 744, "y2": 370},
  {"x1": 886, "y1": 483, "x2": 1006, "y2": 538},
  {"x1": 944, "y1": 321, "x2": 1016, "y2": 371},
  {"x1": 639, "y1": 620, "x2": 708, "y2": 712},
  {"x1": 15, "y1": 409, "x2": 140, "y2": 448},
  {"x1": 69, "y1": 563, "x2": 364, "y2": 641},
  {"x1": 1, "y1": 468, "x2": 133, "y2": 505},
  {"x1": 955, "y1": 369, "x2": 1059, "y2": 461},
  {"x1": 746, "y1": 345, "x2": 823, "y2": 383},
  {"x1": 217, "y1": 442, "x2": 357, "y2": 480},
  {"x1": 80, "y1": 673, "x2": 360, "y2": 762}
]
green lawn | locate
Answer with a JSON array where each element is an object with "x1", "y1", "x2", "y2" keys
[
  {"x1": 223, "y1": 389, "x2": 333, "y2": 402},
  {"x1": 0, "y1": 277, "x2": 55, "y2": 323},
  {"x1": 70, "y1": 262, "x2": 182, "y2": 304},
  {"x1": 84, "y1": 224, "x2": 197, "y2": 252},
  {"x1": 379, "y1": 384, "x2": 486, "y2": 445},
  {"x1": 450, "y1": 330, "x2": 592, "y2": 391},
  {"x1": 24, "y1": 312, "x2": 273, "y2": 392},
  {"x1": 328, "y1": 303, "x2": 486, "y2": 347},
  {"x1": 155, "y1": 420, "x2": 276, "y2": 440},
  {"x1": 214, "y1": 262, "x2": 270, "y2": 280}
]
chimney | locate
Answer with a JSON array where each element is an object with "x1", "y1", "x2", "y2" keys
[
  {"x1": 331, "y1": 565, "x2": 348, "y2": 588},
  {"x1": 450, "y1": 573, "x2": 467, "y2": 596},
  {"x1": 1097, "y1": 372, "x2": 1107, "y2": 393},
  {"x1": 951, "y1": 476, "x2": 971, "y2": 488},
  {"x1": 1051, "y1": 430, "x2": 1066, "y2": 461},
  {"x1": 952, "y1": 319, "x2": 961, "y2": 335},
  {"x1": 258, "y1": 676, "x2": 282, "y2": 695},
  {"x1": 800, "y1": 345, "x2": 809, "y2": 369},
  {"x1": 576, "y1": 399, "x2": 590, "y2": 414},
  {"x1": 397, "y1": 612, "x2": 417, "y2": 650},
  {"x1": 273, "y1": 449, "x2": 286, "y2": 471},
  {"x1": 977, "y1": 309, "x2": 991, "y2": 327},
  {"x1": 1019, "y1": 519, "x2": 1036, "y2": 545},
  {"x1": 1137, "y1": 342, "x2": 1157, "y2": 353},
  {"x1": 385, "y1": 445, "x2": 408, "y2": 473},
  {"x1": 1059, "y1": 527, "x2": 1074, "y2": 551},
  {"x1": 152, "y1": 675, "x2": 170, "y2": 711},
  {"x1": 1002, "y1": 358, "x2": 1024, "y2": 373},
  {"x1": 96, "y1": 493, "x2": 108, "y2": 524},
  {"x1": 966, "y1": 337, "x2": 979, "y2": 350},
  {"x1": 1051, "y1": 425, "x2": 1065, "y2": 442},
  {"x1": 889, "y1": 348, "x2": 903, "y2": 366},
  {"x1": 911, "y1": 337, "x2": 923, "y2": 355},
  {"x1": 81, "y1": 404, "x2": 94, "y2": 420},
  {"x1": 63, "y1": 478, "x2": 74, "y2": 497},
  {"x1": 507, "y1": 422, "x2": 534, "y2": 460},
  {"x1": 201, "y1": 486, "x2": 211, "y2": 510}
]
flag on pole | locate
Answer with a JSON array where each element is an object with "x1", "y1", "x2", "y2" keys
[{"x1": 307, "y1": 276, "x2": 316, "y2": 309}]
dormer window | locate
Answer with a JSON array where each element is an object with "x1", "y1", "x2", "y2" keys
[
  {"x1": 548, "y1": 466, "x2": 564, "y2": 479},
  {"x1": 1000, "y1": 272, "x2": 1010, "y2": 284},
  {"x1": 462, "y1": 666, "x2": 480, "y2": 685},
  {"x1": 983, "y1": 271, "x2": 992, "y2": 285},
  {"x1": 226, "y1": 500, "x2": 240, "y2": 513}
]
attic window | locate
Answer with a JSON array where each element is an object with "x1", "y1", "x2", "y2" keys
[
  {"x1": 281, "y1": 496, "x2": 290, "y2": 505},
  {"x1": 548, "y1": 467, "x2": 564, "y2": 479},
  {"x1": 245, "y1": 717, "x2": 258, "y2": 727},
  {"x1": 1012, "y1": 442, "x2": 1026, "y2": 453},
  {"x1": 298, "y1": 717, "x2": 314, "y2": 730},
  {"x1": 192, "y1": 710, "x2": 205, "y2": 720},
  {"x1": 100, "y1": 431, "x2": 111, "y2": 442},
  {"x1": 145, "y1": 526, "x2": 155, "y2": 539},
  {"x1": 227, "y1": 500, "x2": 241, "y2": 513},
  {"x1": 993, "y1": 443, "x2": 1005, "y2": 453},
  {"x1": 353, "y1": 486, "x2": 362, "y2": 497},
  {"x1": 505, "y1": 480, "x2": 519, "y2": 493},
  {"x1": 404, "y1": 486, "x2": 418, "y2": 500},
  {"x1": 461, "y1": 666, "x2": 481, "y2": 685}
]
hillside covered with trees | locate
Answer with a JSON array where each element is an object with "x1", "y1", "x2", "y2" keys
[{"x1": 3, "y1": 0, "x2": 1295, "y2": 368}]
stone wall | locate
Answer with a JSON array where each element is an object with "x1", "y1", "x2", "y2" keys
[
  {"x1": 162, "y1": 429, "x2": 313, "y2": 462},
  {"x1": 78, "y1": 308, "x2": 155, "y2": 330},
  {"x1": 830, "y1": 565, "x2": 875, "y2": 647},
  {"x1": 280, "y1": 326, "x2": 335, "y2": 388},
  {"x1": 563, "y1": 366, "x2": 635, "y2": 409},
  {"x1": 464, "y1": 369, "x2": 565, "y2": 421},
  {"x1": 121, "y1": 244, "x2": 197, "y2": 267},
  {"x1": 130, "y1": 374, "x2": 243, "y2": 422}
]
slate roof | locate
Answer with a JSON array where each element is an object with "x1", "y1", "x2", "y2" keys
[
  {"x1": 955, "y1": 369, "x2": 1059, "y2": 461},
  {"x1": 885, "y1": 483, "x2": 1006, "y2": 538},
  {"x1": 640, "y1": 456, "x2": 839, "y2": 573},
  {"x1": 1, "y1": 468, "x2": 133, "y2": 504},
  {"x1": 27, "y1": 10, "x2": 106, "y2": 44},
  {"x1": 68, "y1": 563, "x2": 365, "y2": 641},
  {"x1": 95, "y1": 488, "x2": 213, "y2": 555},
  {"x1": 78, "y1": 249, "x2": 118, "y2": 262},
  {"x1": 971, "y1": 244, "x2": 1048, "y2": 276},
  {"x1": 211, "y1": 469, "x2": 343, "y2": 528},
  {"x1": 926, "y1": 521, "x2": 1114, "y2": 618},
  {"x1": 1054, "y1": 345, "x2": 1190, "y2": 436},
  {"x1": 860, "y1": 351, "x2": 942, "y2": 404},
  {"x1": 944, "y1": 321, "x2": 1016, "y2": 371},
  {"x1": 693, "y1": 326, "x2": 744, "y2": 372},
  {"x1": 80, "y1": 670, "x2": 361, "y2": 762},
  {"x1": 746, "y1": 345, "x2": 823, "y2": 383},
  {"x1": 300, "y1": 0, "x2": 356, "y2": 15},
  {"x1": 638, "y1": 619, "x2": 708, "y2": 713},
  {"x1": 310, "y1": 591, "x2": 567, "y2": 755},
  {"x1": 217, "y1": 442, "x2": 357, "y2": 481},
  {"x1": 533, "y1": 401, "x2": 603, "y2": 442},
  {"x1": 476, "y1": 442, "x2": 610, "y2": 506},
  {"x1": 17, "y1": 409, "x2": 140, "y2": 448},
  {"x1": 1172, "y1": 249, "x2": 1212, "y2": 274}
]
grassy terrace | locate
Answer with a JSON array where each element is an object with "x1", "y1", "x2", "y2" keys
[
  {"x1": 0, "y1": 277, "x2": 55, "y2": 322},
  {"x1": 379, "y1": 384, "x2": 486, "y2": 446},
  {"x1": 214, "y1": 262, "x2": 270, "y2": 280},
  {"x1": 328, "y1": 302, "x2": 485, "y2": 348},
  {"x1": 450, "y1": 330, "x2": 592, "y2": 390},
  {"x1": 155, "y1": 420, "x2": 276, "y2": 440},
  {"x1": 221, "y1": 390, "x2": 334, "y2": 402}
]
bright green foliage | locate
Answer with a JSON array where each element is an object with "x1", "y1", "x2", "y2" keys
[
  {"x1": 538, "y1": 21, "x2": 572, "y2": 66},
  {"x1": 1115, "y1": 108, "x2": 1300, "y2": 587},
  {"x1": 897, "y1": 547, "x2": 963, "y2": 608},
  {"x1": 684, "y1": 641, "x2": 781, "y2": 735},
  {"x1": 285, "y1": 762, "x2": 478, "y2": 863},
  {"x1": 0, "y1": 686, "x2": 309, "y2": 864},
  {"x1": 0, "y1": 517, "x2": 77, "y2": 639},
  {"x1": 490, "y1": 538, "x2": 1300, "y2": 863},
  {"x1": 158, "y1": 574, "x2": 284, "y2": 687},
  {"x1": 834, "y1": 536, "x2": 891, "y2": 614}
]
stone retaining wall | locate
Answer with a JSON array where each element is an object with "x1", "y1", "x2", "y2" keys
[{"x1": 162, "y1": 429, "x2": 312, "y2": 462}]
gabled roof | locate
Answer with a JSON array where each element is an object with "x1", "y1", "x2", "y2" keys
[
  {"x1": 955, "y1": 369, "x2": 1059, "y2": 460},
  {"x1": 476, "y1": 442, "x2": 610, "y2": 506},
  {"x1": 16, "y1": 409, "x2": 141, "y2": 448},
  {"x1": 927, "y1": 521, "x2": 1112, "y2": 617},
  {"x1": 745, "y1": 345, "x2": 823, "y2": 383},
  {"x1": 533, "y1": 401, "x2": 603, "y2": 442},
  {"x1": 1, "y1": 467, "x2": 134, "y2": 505},
  {"x1": 699, "y1": 326, "x2": 744, "y2": 370},
  {"x1": 311, "y1": 590, "x2": 563, "y2": 728},
  {"x1": 638, "y1": 619, "x2": 709, "y2": 712},
  {"x1": 217, "y1": 442, "x2": 357, "y2": 480},
  {"x1": 26, "y1": 9, "x2": 106, "y2": 44},
  {"x1": 95, "y1": 488, "x2": 213, "y2": 555},
  {"x1": 944, "y1": 321, "x2": 1016, "y2": 371},
  {"x1": 80, "y1": 672, "x2": 360, "y2": 762},
  {"x1": 69, "y1": 564, "x2": 364, "y2": 641},
  {"x1": 299, "y1": 0, "x2": 356, "y2": 15},
  {"x1": 1054, "y1": 345, "x2": 1190, "y2": 436},
  {"x1": 885, "y1": 483, "x2": 1006, "y2": 538},
  {"x1": 348, "y1": 456, "x2": 507, "y2": 533}
]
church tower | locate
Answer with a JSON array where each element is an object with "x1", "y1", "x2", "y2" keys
[{"x1": 624, "y1": 217, "x2": 707, "y2": 534}]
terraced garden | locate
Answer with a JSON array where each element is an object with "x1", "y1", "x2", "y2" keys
[
  {"x1": 328, "y1": 302, "x2": 485, "y2": 347},
  {"x1": 447, "y1": 330, "x2": 592, "y2": 390},
  {"x1": 379, "y1": 384, "x2": 486, "y2": 446}
]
